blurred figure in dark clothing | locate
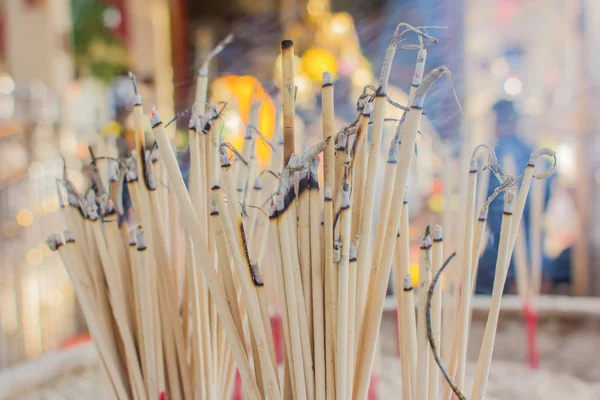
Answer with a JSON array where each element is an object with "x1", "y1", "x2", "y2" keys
[{"x1": 475, "y1": 99, "x2": 554, "y2": 294}]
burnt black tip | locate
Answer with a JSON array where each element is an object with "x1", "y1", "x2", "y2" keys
[
  {"x1": 403, "y1": 287, "x2": 414, "y2": 292},
  {"x1": 281, "y1": 40, "x2": 294, "y2": 49}
]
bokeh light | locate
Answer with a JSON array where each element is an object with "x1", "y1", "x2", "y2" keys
[{"x1": 16, "y1": 209, "x2": 34, "y2": 227}]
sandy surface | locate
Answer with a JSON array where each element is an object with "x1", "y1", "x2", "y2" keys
[{"x1": 378, "y1": 356, "x2": 600, "y2": 400}]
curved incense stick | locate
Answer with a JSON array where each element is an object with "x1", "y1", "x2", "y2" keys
[
  {"x1": 417, "y1": 228, "x2": 432, "y2": 400},
  {"x1": 429, "y1": 225, "x2": 444, "y2": 400}
]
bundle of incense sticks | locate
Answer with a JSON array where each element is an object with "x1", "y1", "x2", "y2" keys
[{"x1": 46, "y1": 23, "x2": 556, "y2": 400}]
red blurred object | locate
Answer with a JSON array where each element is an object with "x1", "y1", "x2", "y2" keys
[
  {"x1": 232, "y1": 369, "x2": 242, "y2": 400},
  {"x1": 523, "y1": 301, "x2": 540, "y2": 369},
  {"x1": 60, "y1": 333, "x2": 91, "y2": 349},
  {"x1": 271, "y1": 313, "x2": 284, "y2": 364},
  {"x1": 368, "y1": 374, "x2": 379, "y2": 400},
  {"x1": 159, "y1": 391, "x2": 166, "y2": 400},
  {"x1": 432, "y1": 177, "x2": 444, "y2": 195}
]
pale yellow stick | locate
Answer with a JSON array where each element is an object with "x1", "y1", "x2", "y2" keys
[
  {"x1": 285, "y1": 198, "x2": 316, "y2": 400},
  {"x1": 530, "y1": 175, "x2": 545, "y2": 296},
  {"x1": 89, "y1": 216, "x2": 147, "y2": 400},
  {"x1": 471, "y1": 191, "x2": 516, "y2": 400},
  {"x1": 393, "y1": 229, "x2": 411, "y2": 400},
  {"x1": 136, "y1": 229, "x2": 158, "y2": 399},
  {"x1": 321, "y1": 72, "x2": 336, "y2": 400},
  {"x1": 350, "y1": 106, "x2": 373, "y2": 239},
  {"x1": 151, "y1": 110, "x2": 262, "y2": 400},
  {"x1": 398, "y1": 198, "x2": 417, "y2": 400},
  {"x1": 417, "y1": 230, "x2": 432, "y2": 400},
  {"x1": 353, "y1": 66, "x2": 447, "y2": 400},
  {"x1": 51, "y1": 235, "x2": 130, "y2": 400},
  {"x1": 211, "y1": 205, "x2": 246, "y2": 343},
  {"x1": 429, "y1": 226, "x2": 443, "y2": 400},
  {"x1": 309, "y1": 160, "x2": 326, "y2": 400},
  {"x1": 346, "y1": 236, "x2": 359, "y2": 399},
  {"x1": 276, "y1": 194, "x2": 308, "y2": 400},
  {"x1": 452, "y1": 158, "x2": 478, "y2": 392},
  {"x1": 336, "y1": 185, "x2": 352, "y2": 400},
  {"x1": 355, "y1": 41, "x2": 409, "y2": 333},
  {"x1": 269, "y1": 205, "x2": 298, "y2": 396},
  {"x1": 212, "y1": 188, "x2": 281, "y2": 400},
  {"x1": 281, "y1": 40, "x2": 296, "y2": 167},
  {"x1": 298, "y1": 174, "x2": 313, "y2": 353}
]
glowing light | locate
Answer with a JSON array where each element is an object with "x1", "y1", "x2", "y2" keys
[
  {"x1": 3, "y1": 221, "x2": 20, "y2": 238},
  {"x1": 0, "y1": 76, "x2": 15, "y2": 95},
  {"x1": 490, "y1": 57, "x2": 509, "y2": 77},
  {"x1": 16, "y1": 209, "x2": 34, "y2": 227},
  {"x1": 504, "y1": 77, "x2": 522, "y2": 96},
  {"x1": 301, "y1": 48, "x2": 338, "y2": 82},
  {"x1": 428, "y1": 194, "x2": 445, "y2": 213},
  {"x1": 352, "y1": 68, "x2": 372, "y2": 87},
  {"x1": 409, "y1": 263, "x2": 420, "y2": 287},
  {"x1": 42, "y1": 196, "x2": 60, "y2": 213},
  {"x1": 26, "y1": 249, "x2": 43, "y2": 266},
  {"x1": 556, "y1": 142, "x2": 575, "y2": 182},
  {"x1": 330, "y1": 13, "x2": 352, "y2": 35},
  {"x1": 102, "y1": 7, "x2": 122, "y2": 29},
  {"x1": 225, "y1": 113, "x2": 241, "y2": 131}
]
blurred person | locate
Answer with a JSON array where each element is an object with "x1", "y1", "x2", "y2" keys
[{"x1": 475, "y1": 99, "x2": 554, "y2": 295}]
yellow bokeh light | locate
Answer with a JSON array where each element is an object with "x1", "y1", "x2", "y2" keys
[
  {"x1": 352, "y1": 67, "x2": 372, "y2": 87},
  {"x1": 42, "y1": 195, "x2": 60, "y2": 213},
  {"x1": 409, "y1": 263, "x2": 420, "y2": 287},
  {"x1": 16, "y1": 209, "x2": 34, "y2": 227},
  {"x1": 301, "y1": 48, "x2": 338, "y2": 82},
  {"x1": 428, "y1": 194, "x2": 445, "y2": 213},
  {"x1": 26, "y1": 248, "x2": 43, "y2": 266},
  {"x1": 210, "y1": 75, "x2": 276, "y2": 165},
  {"x1": 330, "y1": 12, "x2": 353, "y2": 35}
]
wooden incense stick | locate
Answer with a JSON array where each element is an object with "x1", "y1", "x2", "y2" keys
[
  {"x1": 281, "y1": 40, "x2": 296, "y2": 167},
  {"x1": 429, "y1": 225, "x2": 443, "y2": 400},
  {"x1": 471, "y1": 190, "x2": 516, "y2": 400},
  {"x1": 336, "y1": 178, "x2": 352, "y2": 400},
  {"x1": 151, "y1": 109, "x2": 262, "y2": 400},
  {"x1": 321, "y1": 71, "x2": 337, "y2": 400},
  {"x1": 417, "y1": 228, "x2": 432, "y2": 400},
  {"x1": 353, "y1": 66, "x2": 448, "y2": 400}
]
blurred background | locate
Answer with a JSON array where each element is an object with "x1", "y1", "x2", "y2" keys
[{"x1": 0, "y1": 0, "x2": 598, "y2": 378}]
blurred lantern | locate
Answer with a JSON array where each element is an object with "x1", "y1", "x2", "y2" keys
[
  {"x1": 301, "y1": 48, "x2": 338, "y2": 82},
  {"x1": 315, "y1": 12, "x2": 361, "y2": 56},
  {"x1": 101, "y1": 120, "x2": 122, "y2": 137},
  {"x1": 210, "y1": 75, "x2": 276, "y2": 165}
]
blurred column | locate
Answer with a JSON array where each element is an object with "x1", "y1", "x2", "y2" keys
[
  {"x1": 5, "y1": 0, "x2": 75, "y2": 155},
  {"x1": 125, "y1": 0, "x2": 174, "y2": 122},
  {"x1": 579, "y1": 0, "x2": 600, "y2": 295}
]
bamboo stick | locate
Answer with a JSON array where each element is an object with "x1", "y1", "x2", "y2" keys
[
  {"x1": 428, "y1": 226, "x2": 443, "y2": 400},
  {"x1": 417, "y1": 229, "x2": 432, "y2": 400},
  {"x1": 322, "y1": 71, "x2": 337, "y2": 400},
  {"x1": 471, "y1": 191, "x2": 516, "y2": 400},
  {"x1": 281, "y1": 40, "x2": 296, "y2": 167},
  {"x1": 151, "y1": 109, "x2": 262, "y2": 400},
  {"x1": 353, "y1": 67, "x2": 447, "y2": 400},
  {"x1": 309, "y1": 158, "x2": 326, "y2": 400},
  {"x1": 336, "y1": 181, "x2": 352, "y2": 400}
]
